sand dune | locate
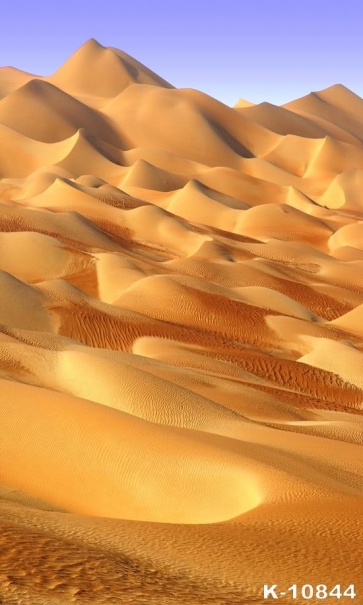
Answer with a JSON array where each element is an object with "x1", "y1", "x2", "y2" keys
[
  {"x1": 0, "y1": 79, "x2": 122, "y2": 146},
  {"x1": 121, "y1": 158, "x2": 189, "y2": 192},
  {"x1": 1, "y1": 40, "x2": 363, "y2": 605},
  {"x1": 49, "y1": 38, "x2": 174, "y2": 98},
  {"x1": 329, "y1": 303, "x2": 363, "y2": 337},
  {"x1": 234, "y1": 97, "x2": 255, "y2": 108},
  {"x1": 280, "y1": 86, "x2": 363, "y2": 148},
  {"x1": 236, "y1": 101, "x2": 329, "y2": 138},
  {"x1": 298, "y1": 339, "x2": 363, "y2": 390},
  {"x1": 0, "y1": 66, "x2": 37, "y2": 99}
]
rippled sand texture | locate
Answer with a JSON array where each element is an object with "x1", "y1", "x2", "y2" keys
[{"x1": 1, "y1": 39, "x2": 363, "y2": 604}]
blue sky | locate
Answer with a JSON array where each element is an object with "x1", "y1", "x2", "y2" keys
[{"x1": 1, "y1": 0, "x2": 362, "y2": 106}]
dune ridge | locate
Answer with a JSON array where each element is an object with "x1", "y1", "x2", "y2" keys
[{"x1": 0, "y1": 39, "x2": 363, "y2": 604}]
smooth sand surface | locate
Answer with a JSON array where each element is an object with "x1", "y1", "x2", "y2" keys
[{"x1": 0, "y1": 39, "x2": 363, "y2": 604}]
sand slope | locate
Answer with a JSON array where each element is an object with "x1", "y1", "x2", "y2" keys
[{"x1": 1, "y1": 40, "x2": 363, "y2": 605}]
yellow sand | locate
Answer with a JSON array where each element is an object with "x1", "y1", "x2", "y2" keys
[{"x1": 0, "y1": 39, "x2": 363, "y2": 605}]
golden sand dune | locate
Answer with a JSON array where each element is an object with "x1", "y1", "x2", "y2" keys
[
  {"x1": 329, "y1": 303, "x2": 363, "y2": 337},
  {"x1": 283, "y1": 85, "x2": 363, "y2": 145},
  {"x1": 236, "y1": 101, "x2": 329, "y2": 138},
  {"x1": 1, "y1": 40, "x2": 363, "y2": 604},
  {"x1": 0, "y1": 66, "x2": 36, "y2": 100},
  {"x1": 0, "y1": 79, "x2": 123, "y2": 146},
  {"x1": 49, "y1": 38, "x2": 174, "y2": 98}
]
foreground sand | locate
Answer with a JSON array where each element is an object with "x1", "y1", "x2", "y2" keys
[{"x1": 0, "y1": 39, "x2": 363, "y2": 604}]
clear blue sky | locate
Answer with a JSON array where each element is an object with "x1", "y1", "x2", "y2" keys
[{"x1": 1, "y1": 0, "x2": 362, "y2": 107}]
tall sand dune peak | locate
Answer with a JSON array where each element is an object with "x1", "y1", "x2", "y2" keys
[{"x1": 49, "y1": 38, "x2": 174, "y2": 97}]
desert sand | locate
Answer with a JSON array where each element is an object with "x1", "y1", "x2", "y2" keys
[{"x1": 0, "y1": 39, "x2": 363, "y2": 604}]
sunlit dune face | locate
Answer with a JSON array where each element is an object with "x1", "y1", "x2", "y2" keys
[{"x1": 0, "y1": 39, "x2": 363, "y2": 605}]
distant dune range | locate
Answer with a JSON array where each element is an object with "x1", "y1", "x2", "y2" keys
[{"x1": 0, "y1": 39, "x2": 363, "y2": 604}]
